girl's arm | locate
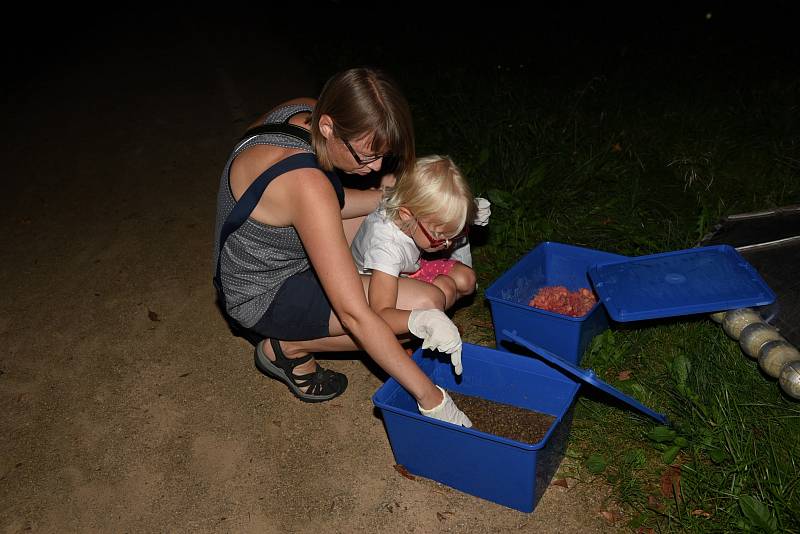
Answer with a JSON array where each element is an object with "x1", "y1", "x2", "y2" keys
[
  {"x1": 366, "y1": 270, "x2": 413, "y2": 330},
  {"x1": 286, "y1": 168, "x2": 441, "y2": 408}
]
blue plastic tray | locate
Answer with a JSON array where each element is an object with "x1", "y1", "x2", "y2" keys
[{"x1": 588, "y1": 245, "x2": 777, "y2": 322}]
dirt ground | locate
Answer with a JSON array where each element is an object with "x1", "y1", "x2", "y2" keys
[{"x1": 0, "y1": 19, "x2": 626, "y2": 533}]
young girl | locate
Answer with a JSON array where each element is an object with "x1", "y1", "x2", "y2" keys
[{"x1": 351, "y1": 155, "x2": 478, "y2": 328}]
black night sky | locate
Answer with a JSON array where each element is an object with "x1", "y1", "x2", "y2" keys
[{"x1": 4, "y1": 2, "x2": 799, "y2": 95}]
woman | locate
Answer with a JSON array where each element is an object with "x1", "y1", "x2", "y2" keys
[{"x1": 213, "y1": 68, "x2": 471, "y2": 426}]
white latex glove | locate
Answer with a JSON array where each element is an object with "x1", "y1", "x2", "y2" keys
[
  {"x1": 472, "y1": 197, "x2": 491, "y2": 226},
  {"x1": 407, "y1": 309, "x2": 463, "y2": 375},
  {"x1": 418, "y1": 385, "x2": 473, "y2": 427}
]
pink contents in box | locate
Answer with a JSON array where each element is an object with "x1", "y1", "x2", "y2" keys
[{"x1": 529, "y1": 285, "x2": 597, "y2": 318}]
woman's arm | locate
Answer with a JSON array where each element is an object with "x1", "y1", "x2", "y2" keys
[
  {"x1": 286, "y1": 169, "x2": 442, "y2": 408},
  {"x1": 340, "y1": 187, "x2": 383, "y2": 220},
  {"x1": 341, "y1": 172, "x2": 397, "y2": 220}
]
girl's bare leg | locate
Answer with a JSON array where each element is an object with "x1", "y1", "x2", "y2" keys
[
  {"x1": 448, "y1": 262, "x2": 477, "y2": 298},
  {"x1": 431, "y1": 275, "x2": 458, "y2": 309}
]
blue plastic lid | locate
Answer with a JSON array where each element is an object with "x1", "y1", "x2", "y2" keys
[
  {"x1": 588, "y1": 245, "x2": 776, "y2": 322},
  {"x1": 502, "y1": 329, "x2": 668, "y2": 425}
]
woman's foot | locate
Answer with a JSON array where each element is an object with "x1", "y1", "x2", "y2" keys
[
  {"x1": 254, "y1": 339, "x2": 348, "y2": 403},
  {"x1": 257, "y1": 338, "x2": 316, "y2": 376}
]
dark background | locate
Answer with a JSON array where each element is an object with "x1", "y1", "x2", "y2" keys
[
  {"x1": 4, "y1": 2, "x2": 799, "y2": 96},
  {"x1": 0, "y1": 4, "x2": 797, "y2": 531}
]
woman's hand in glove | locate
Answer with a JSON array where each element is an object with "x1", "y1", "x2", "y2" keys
[
  {"x1": 418, "y1": 385, "x2": 472, "y2": 427},
  {"x1": 407, "y1": 309, "x2": 463, "y2": 375}
]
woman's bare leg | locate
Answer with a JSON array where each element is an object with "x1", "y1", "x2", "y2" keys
[{"x1": 263, "y1": 274, "x2": 445, "y2": 372}]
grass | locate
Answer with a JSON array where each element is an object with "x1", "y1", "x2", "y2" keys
[
  {"x1": 303, "y1": 27, "x2": 800, "y2": 532},
  {"x1": 436, "y1": 66, "x2": 798, "y2": 531},
  {"x1": 573, "y1": 321, "x2": 800, "y2": 532}
]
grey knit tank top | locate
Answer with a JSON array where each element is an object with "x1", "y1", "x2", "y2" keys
[{"x1": 213, "y1": 104, "x2": 330, "y2": 328}]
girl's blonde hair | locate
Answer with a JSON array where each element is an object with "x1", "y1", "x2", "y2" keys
[
  {"x1": 311, "y1": 68, "x2": 415, "y2": 180},
  {"x1": 384, "y1": 155, "x2": 475, "y2": 235}
]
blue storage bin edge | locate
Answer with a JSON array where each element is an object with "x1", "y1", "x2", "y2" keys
[{"x1": 372, "y1": 345, "x2": 579, "y2": 451}]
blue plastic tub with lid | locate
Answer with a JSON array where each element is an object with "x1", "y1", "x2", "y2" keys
[
  {"x1": 485, "y1": 242, "x2": 777, "y2": 365},
  {"x1": 372, "y1": 335, "x2": 666, "y2": 513}
]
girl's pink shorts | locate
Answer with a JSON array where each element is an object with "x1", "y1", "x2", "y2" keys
[{"x1": 408, "y1": 258, "x2": 459, "y2": 283}]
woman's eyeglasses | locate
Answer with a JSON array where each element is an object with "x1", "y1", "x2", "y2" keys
[
  {"x1": 343, "y1": 138, "x2": 387, "y2": 166},
  {"x1": 414, "y1": 217, "x2": 469, "y2": 248}
]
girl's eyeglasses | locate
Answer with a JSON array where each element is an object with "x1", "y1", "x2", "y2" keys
[
  {"x1": 342, "y1": 138, "x2": 387, "y2": 166},
  {"x1": 414, "y1": 217, "x2": 469, "y2": 248}
]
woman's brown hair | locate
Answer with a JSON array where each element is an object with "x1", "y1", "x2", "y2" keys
[{"x1": 312, "y1": 68, "x2": 415, "y2": 179}]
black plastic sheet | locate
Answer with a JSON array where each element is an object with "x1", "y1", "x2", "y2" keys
[{"x1": 700, "y1": 206, "x2": 800, "y2": 346}]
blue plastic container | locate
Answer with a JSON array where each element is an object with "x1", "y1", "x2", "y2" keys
[
  {"x1": 372, "y1": 338, "x2": 666, "y2": 513},
  {"x1": 373, "y1": 344, "x2": 579, "y2": 513},
  {"x1": 484, "y1": 242, "x2": 627, "y2": 364}
]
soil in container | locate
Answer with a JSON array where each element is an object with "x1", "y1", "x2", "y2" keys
[{"x1": 448, "y1": 390, "x2": 557, "y2": 445}]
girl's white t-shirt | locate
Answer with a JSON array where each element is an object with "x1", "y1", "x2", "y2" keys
[{"x1": 350, "y1": 208, "x2": 421, "y2": 277}]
